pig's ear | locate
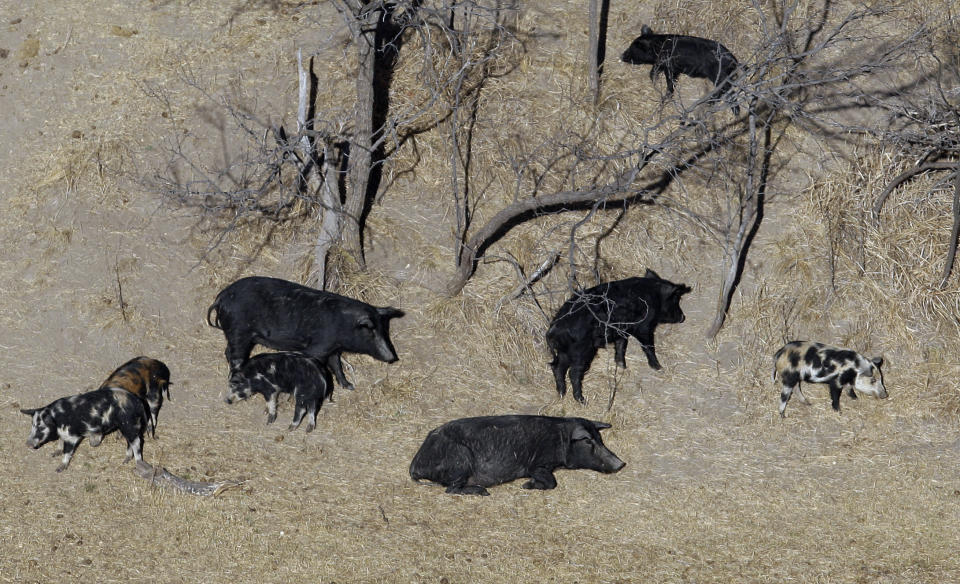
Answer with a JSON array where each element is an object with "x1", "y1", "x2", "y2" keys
[
  {"x1": 641, "y1": 24, "x2": 653, "y2": 36},
  {"x1": 572, "y1": 425, "x2": 591, "y2": 441},
  {"x1": 644, "y1": 268, "x2": 660, "y2": 279},
  {"x1": 591, "y1": 421, "x2": 612, "y2": 431},
  {"x1": 20, "y1": 408, "x2": 38, "y2": 416},
  {"x1": 378, "y1": 307, "x2": 405, "y2": 320}
]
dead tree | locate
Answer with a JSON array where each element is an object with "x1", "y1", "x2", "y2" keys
[
  {"x1": 429, "y1": 2, "x2": 517, "y2": 265},
  {"x1": 687, "y1": 0, "x2": 929, "y2": 336},
  {"x1": 148, "y1": 1, "x2": 512, "y2": 283},
  {"x1": 335, "y1": 0, "x2": 515, "y2": 270},
  {"x1": 705, "y1": 104, "x2": 776, "y2": 338},
  {"x1": 871, "y1": 48, "x2": 960, "y2": 288},
  {"x1": 587, "y1": 0, "x2": 610, "y2": 105},
  {"x1": 334, "y1": 1, "x2": 387, "y2": 270},
  {"x1": 440, "y1": 0, "x2": 929, "y2": 345},
  {"x1": 145, "y1": 69, "x2": 323, "y2": 257},
  {"x1": 298, "y1": 49, "x2": 345, "y2": 290},
  {"x1": 147, "y1": 46, "x2": 353, "y2": 290}
]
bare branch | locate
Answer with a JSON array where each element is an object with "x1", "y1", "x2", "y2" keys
[{"x1": 872, "y1": 161, "x2": 957, "y2": 222}]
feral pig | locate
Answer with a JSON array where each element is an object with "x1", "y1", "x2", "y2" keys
[
  {"x1": 207, "y1": 276, "x2": 404, "y2": 391},
  {"x1": 773, "y1": 341, "x2": 887, "y2": 417},
  {"x1": 622, "y1": 25, "x2": 740, "y2": 114},
  {"x1": 225, "y1": 352, "x2": 332, "y2": 433},
  {"x1": 21, "y1": 388, "x2": 148, "y2": 472},
  {"x1": 410, "y1": 415, "x2": 625, "y2": 496},
  {"x1": 546, "y1": 269, "x2": 692, "y2": 404},
  {"x1": 98, "y1": 356, "x2": 171, "y2": 436}
]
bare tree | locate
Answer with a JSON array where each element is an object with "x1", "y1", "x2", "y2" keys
[
  {"x1": 334, "y1": 1, "x2": 393, "y2": 270},
  {"x1": 440, "y1": 0, "x2": 930, "y2": 343},
  {"x1": 871, "y1": 37, "x2": 960, "y2": 288},
  {"x1": 297, "y1": 49, "x2": 346, "y2": 290},
  {"x1": 145, "y1": 69, "x2": 317, "y2": 255},
  {"x1": 405, "y1": 1, "x2": 518, "y2": 265},
  {"x1": 146, "y1": 53, "x2": 351, "y2": 289},
  {"x1": 148, "y1": 0, "x2": 940, "y2": 342},
  {"x1": 587, "y1": 0, "x2": 610, "y2": 105},
  {"x1": 148, "y1": 1, "x2": 517, "y2": 283}
]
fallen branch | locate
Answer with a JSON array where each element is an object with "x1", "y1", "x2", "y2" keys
[
  {"x1": 510, "y1": 250, "x2": 561, "y2": 300},
  {"x1": 135, "y1": 460, "x2": 244, "y2": 497},
  {"x1": 494, "y1": 250, "x2": 561, "y2": 320}
]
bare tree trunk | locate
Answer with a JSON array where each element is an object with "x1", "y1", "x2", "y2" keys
[
  {"x1": 940, "y1": 165, "x2": 960, "y2": 288},
  {"x1": 316, "y1": 143, "x2": 344, "y2": 291},
  {"x1": 449, "y1": 3, "x2": 470, "y2": 264},
  {"x1": 588, "y1": 0, "x2": 600, "y2": 103},
  {"x1": 342, "y1": 2, "x2": 381, "y2": 271},
  {"x1": 296, "y1": 49, "x2": 342, "y2": 290},
  {"x1": 706, "y1": 105, "x2": 772, "y2": 339},
  {"x1": 587, "y1": 0, "x2": 609, "y2": 104}
]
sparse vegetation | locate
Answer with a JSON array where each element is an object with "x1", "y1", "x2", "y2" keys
[{"x1": 2, "y1": 1, "x2": 960, "y2": 583}]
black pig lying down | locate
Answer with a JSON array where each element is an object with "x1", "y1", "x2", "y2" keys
[
  {"x1": 21, "y1": 387, "x2": 148, "y2": 472},
  {"x1": 546, "y1": 269, "x2": 691, "y2": 404},
  {"x1": 98, "y1": 356, "x2": 171, "y2": 437},
  {"x1": 225, "y1": 352, "x2": 332, "y2": 433},
  {"x1": 409, "y1": 415, "x2": 625, "y2": 496},
  {"x1": 207, "y1": 276, "x2": 404, "y2": 391},
  {"x1": 622, "y1": 24, "x2": 740, "y2": 114}
]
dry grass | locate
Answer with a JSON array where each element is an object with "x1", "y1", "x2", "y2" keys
[{"x1": 2, "y1": 1, "x2": 960, "y2": 583}]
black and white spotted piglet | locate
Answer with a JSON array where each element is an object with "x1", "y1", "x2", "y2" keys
[
  {"x1": 773, "y1": 341, "x2": 887, "y2": 417},
  {"x1": 21, "y1": 387, "x2": 148, "y2": 472},
  {"x1": 224, "y1": 352, "x2": 332, "y2": 433}
]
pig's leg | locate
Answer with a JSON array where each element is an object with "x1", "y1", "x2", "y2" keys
[
  {"x1": 614, "y1": 337, "x2": 628, "y2": 368},
  {"x1": 550, "y1": 352, "x2": 570, "y2": 398},
  {"x1": 570, "y1": 348, "x2": 598, "y2": 405},
  {"x1": 325, "y1": 353, "x2": 354, "y2": 391},
  {"x1": 522, "y1": 468, "x2": 558, "y2": 490},
  {"x1": 56, "y1": 435, "x2": 82, "y2": 472},
  {"x1": 828, "y1": 381, "x2": 843, "y2": 412}
]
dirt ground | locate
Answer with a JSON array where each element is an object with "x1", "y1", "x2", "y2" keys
[{"x1": 1, "y1": 1, "x2": 959, "y2": 583}]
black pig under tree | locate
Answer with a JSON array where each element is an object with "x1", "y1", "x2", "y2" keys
[{"x1": 150, "y1": 0, "x2": 947, "y2": 340}]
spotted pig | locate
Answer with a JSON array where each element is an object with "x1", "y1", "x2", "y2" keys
[
  {"x1": 225, "y1": 352, "x2": 332, "y2": 433},
  {"x1": 21, "y1": 387, "x2": 148, "y2": 472},
  {"x1": 99, "y1": 356, "x2": 171, "y2": 436},
  {"x1": 773, "y1": 341, "x2": 887, "y2": 417}
]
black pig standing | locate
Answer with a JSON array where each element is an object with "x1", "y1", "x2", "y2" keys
[
  {"x1": 410, "y1": 415, "x2": 625, "y2": 496},
  {"x1": 207, "y1": 276, "x2": 404, "y2": 391},
  {"x1": 546, "y1": 269, "x2": 691, "y2": 403},
  {"x1": 622, "y1": 25, "x2": 740, "y2": 114}
]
